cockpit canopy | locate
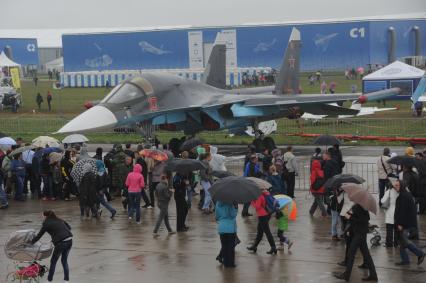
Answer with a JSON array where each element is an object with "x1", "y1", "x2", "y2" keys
[{"x1": 101, "y1": 76, "x2": 154, "y2": 104}]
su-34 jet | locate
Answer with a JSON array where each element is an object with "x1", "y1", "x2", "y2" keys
[{"x1": 57, "y1": 28, "x2": 400, "y2": 136}]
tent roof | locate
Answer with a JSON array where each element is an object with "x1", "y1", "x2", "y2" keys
[
  {"x1": 0, "y1": 51, "x2": 20, "y2": 68},
  {"x1": 45, "y1": 57, "x2": 63, "y2": 67},
  {"x1": 363, "y1": 61, "x2": 425, "y2": 80}
]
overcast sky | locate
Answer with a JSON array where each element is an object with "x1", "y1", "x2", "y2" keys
[
  {"x1": 0, "y1": 0, "x2": 424, "y2": 47},
  {"x1": 2, "y1": 0, "x2": 425, "y2": 29}
]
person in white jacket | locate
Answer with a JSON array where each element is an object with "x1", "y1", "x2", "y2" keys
[{"x1": 380, "y1": 179, "x2": 399, "y2": 247}]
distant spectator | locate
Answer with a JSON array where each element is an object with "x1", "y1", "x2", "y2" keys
[
  {"x1": 320, "y1": 81, "x2": 327, "y2": 94},
  {"x1": 36, "y1": 93, "x2": 43, "y2": 110},
  {"x1": 47, "y1": 91, "x2": 52, "y2": 111}
]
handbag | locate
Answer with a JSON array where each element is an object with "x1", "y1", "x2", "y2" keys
[{"x1": 381, "y1": 192, "x2": 390, "y2": 209}]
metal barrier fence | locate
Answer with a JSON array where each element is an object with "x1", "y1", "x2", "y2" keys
[
  {"x1": 225, "y1": 158, "x2": 378, "y2": 193},
  {"x1": 1, "y1": 117, "x2": 426, "y2": 138}
]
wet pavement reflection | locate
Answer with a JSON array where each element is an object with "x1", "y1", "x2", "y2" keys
[{"x1": 1, "y1": 189, "x2": 425, "y2": 283}]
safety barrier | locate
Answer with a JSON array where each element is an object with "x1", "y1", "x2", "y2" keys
[
  {"x1": 224, "y1": 158, "x2": 378, "y2": 193},
  {"x1": 2, "y1": 117, "x2": 426, "y2": 138}
]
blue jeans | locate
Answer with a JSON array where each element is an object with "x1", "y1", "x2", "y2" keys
[
  {"x1": 331, "y1": 210, "x2": 341, "y2": 237},
  {"x1": 399, "y1": 229, "x2": 425, "y2": 263},
  {"x1": 201, "y1": 181, "x2": 212, "y2": 210},
  {"x1": 97, "y1": 192, "x2": 116, "y2": 215},
  {"x1": 128, "y1": 192, "x2": 141, "y2": 222},
  {"x1": 48, "y1": 240, "x2": 72, "y2": 281},
  {"x1": 14, "y1": 176, "x2": 24, "y2": 200},
  {"x1": 0, "y1": 176, "x2": 8, "y2": 206}
]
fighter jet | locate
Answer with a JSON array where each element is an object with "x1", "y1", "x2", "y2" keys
[{"x1": 58, "y1": 29, "x2": 400, "y2": 136}]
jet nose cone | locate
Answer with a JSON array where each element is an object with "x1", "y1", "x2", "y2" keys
[{"x1": 57, "y1": 106, "x2": 118, "y2": 134}]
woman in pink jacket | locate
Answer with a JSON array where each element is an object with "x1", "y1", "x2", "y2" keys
[
  {"x1": 247, "y1": 190, "x2": 277, "y2": 255},
  {"x1": 125, "y1": 164, "x2": 145, "y2": 224}
]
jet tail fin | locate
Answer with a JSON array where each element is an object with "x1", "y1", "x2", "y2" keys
[
  {"x1": 274, "y1": 27, "x2": 301, "y2": 95},
  {"x1": 413, "y1": 75, "x2": 426, "y2": 103},
  {"x1": 202, "y1": 44, "x2": 226, "y2": 89}
]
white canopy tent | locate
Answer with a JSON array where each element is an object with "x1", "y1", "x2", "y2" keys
[
  {"x1": 363, "y1": 61, "x2": 425, "y2": 98},
  {"x1": 44, "y1": 57, "x2": 64, "y2": 72},
  {"x1": 363, "y1": 61, "x2": 424, "y2": 80},
  {"x1": 0, "y1": 51, "x2": 20, "y2": 68}
]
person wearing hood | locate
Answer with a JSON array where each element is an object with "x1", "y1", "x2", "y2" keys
[
  {"x1": 247, "y1": 189, "x2": 277, "y2": 255},
  {"x1": 61, "y1": 150, "x2": 75, "y2": 201},
  {"x1": 79, "y1": 163, "x2": 98, "y2": 219},
  {"x1": 96, "y1": 160, "x2": 116, "y2": 219},
  {"x1": 209, "y1": 146, "x2": 227, "y2": 171},
  {"x1": 153, "y1": 174, "x2": 176, "y2": 237},
  {"x1": 76, "y1": 147, "x2": 90, "y2": 162},
  {"x1": 125, "y1": 163, "x2": 145, "y2": 224},
  {"x1": 111, "y1": 144, "x2": 129, "y2": 197},
  {"x1": 215, "y1": 201, "x2": 238, "y2": 268}
]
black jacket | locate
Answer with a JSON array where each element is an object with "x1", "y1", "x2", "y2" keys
[
  {"x1": 136, "y1": 157, "x2": 148, "y2": 183},
  {"x1": 403, "y1": 170, "x2": 420, "y2": 197},
  {"x1": 394, "y1": 189, "x2": 418, "y2": 229},
  {"x1": 324, "y1": 159, "x2": 340, "y2": 181},
  {"x1": 79, "y1": 172, "x2": 98, "y2": 207},
  {"x1": 32, "y1": 217, "x2": 72, "y2": 246},
  {"x1": 349, "y1": 204, "x2": 370, "y2": 234}
]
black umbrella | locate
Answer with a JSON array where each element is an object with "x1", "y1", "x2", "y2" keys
[
  {"x1": 180, "y1": 138, "x2": 204, "y2": 152},
  {"x1": 324, "y1": 174, "x2": 365, "y2": 189},
  {"x1": 388, "y1": 156, "x2": 420, "y2": 167},
  {"x1": 210, "y1": 176, "x2": 261, "y2": 204},
  {"x1": 211, "y1": 170, "x2": 235, "y2": 178},
  {"x1": 313, "y1": 135, "x2": 341, "y2": 146},
  {"x1": 165, "y1": 159, "x2": 206, "y2": 173}
]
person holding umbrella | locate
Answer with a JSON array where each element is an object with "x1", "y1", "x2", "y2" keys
[
  {"x1": 394, "y1": 179, "x2": 425, "y2": 266},
  {"x1": 215, "y1": 201, "x2": 238, "y2": 268},
  {"x1": 334, "y1": 184, "x2": 378, "y2": 282},
  {"x1": 247, "y1": 189, "x2": 277, "y2": 255},
  {"x1": 79, "y1": 163, "x2": 98, "y2": 219}
]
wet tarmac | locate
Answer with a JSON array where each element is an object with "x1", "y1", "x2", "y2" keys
[{"x1": 1, "y1": 191, "x2": 425, "y2": 283}]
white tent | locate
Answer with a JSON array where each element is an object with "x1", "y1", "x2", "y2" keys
[
  {"x1": 363, "y1": 61, "x2": 426, "y2": 97},
  {"x1": 363, "y1": 61, "x2": 425, "y2": 80},
  {"x1": 45, "y1": 57, "x2": 64, "y2": 72},
  {"x1": 0, "y1": 51, "x2": 20, "y2": 68}
]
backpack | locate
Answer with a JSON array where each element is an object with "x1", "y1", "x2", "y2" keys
[
  {"x1": 264, "y1": 194, "x2": 280, "y2": 214},
  {"x1": 312, "y1": 176, "x2": 325, "y2": 191}
]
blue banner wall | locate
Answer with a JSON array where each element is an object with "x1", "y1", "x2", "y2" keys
[
  {"x1": 369, "y1": 19, "x2": 426, "y2": 65},
  {"x1": 63, "y1": 30, "x2": 189, "y2": 72},
  {"x1": 0, "y1": 38, "x2": 39, "y2": 65},
  {"x1": 62, "y1": 19, "x2": 425, "y2": 72}
]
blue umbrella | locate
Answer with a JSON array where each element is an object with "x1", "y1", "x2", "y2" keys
[{"x1": 34, "y1": 147, "x2": 62, "y2": 159}]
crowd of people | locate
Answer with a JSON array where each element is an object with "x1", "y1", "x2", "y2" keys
[{"x1": 1, "y1": 139, "x2": 426, "y2": 282}]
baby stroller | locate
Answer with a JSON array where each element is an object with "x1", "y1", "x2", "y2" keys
[
  {"x1": 4, "y1": 229, "x2": 53, "y2": 283},
  {"x1": 368, "y1": 224, "x2": 381, "y2": 247}
]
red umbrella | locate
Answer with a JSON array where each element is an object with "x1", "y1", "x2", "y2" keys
[{"x1": 140, "y1": 149, "x2": 168, "y2": 161}]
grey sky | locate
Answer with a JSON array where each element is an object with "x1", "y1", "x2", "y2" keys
[
  {"x1": 2, "y1": 0, "x2": 425, "y2": 29},
  {"x1": 0, "y1": 0, "x2": 424, "y2": 47}
]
